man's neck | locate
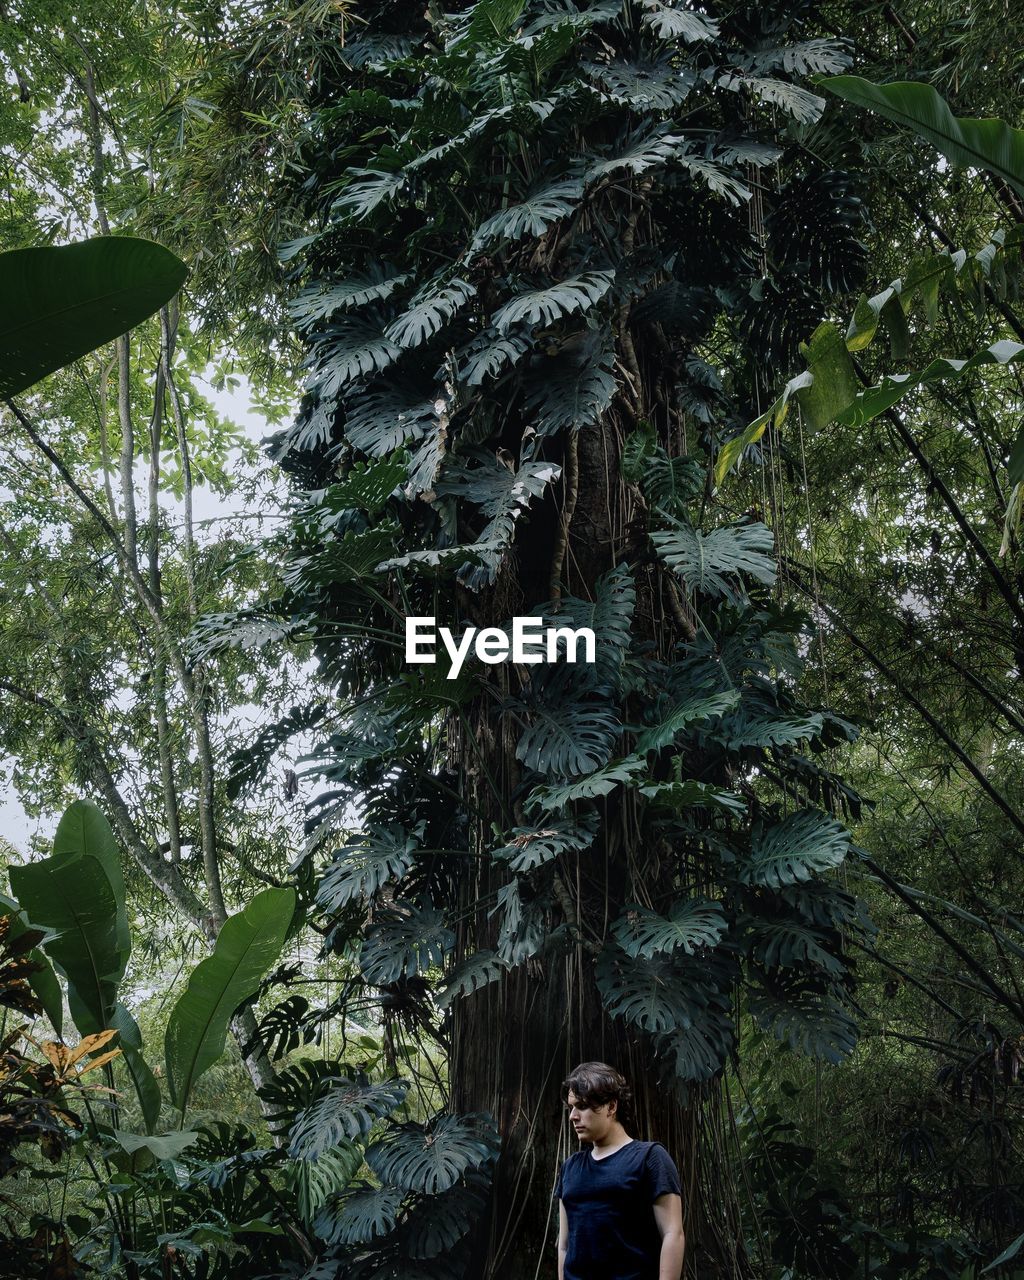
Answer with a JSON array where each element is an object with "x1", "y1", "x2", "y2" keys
[{"x1": 591, "y1": 1122, "x2": 631, "y2": 1155}]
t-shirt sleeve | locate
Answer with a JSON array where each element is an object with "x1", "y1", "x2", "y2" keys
[
  {"x1": 643, "y1": 1143, "x2": 681, "y2": 1200},
  {"x1": 554, "y1": 1159, "x2": 564, "y2": 1201}
]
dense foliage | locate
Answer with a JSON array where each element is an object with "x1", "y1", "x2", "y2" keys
[{"x1": 2, "y1": 0, "x2": 1024, "y2": 1278}]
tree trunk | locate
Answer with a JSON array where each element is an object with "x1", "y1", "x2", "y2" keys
[{"x1": 451, "y1": 421, "x2": 750, "y2": 1279}]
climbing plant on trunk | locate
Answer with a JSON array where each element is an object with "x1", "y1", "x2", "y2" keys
[{"x1": 252, "y1": 0, "x2": 875, "y2": 1274}]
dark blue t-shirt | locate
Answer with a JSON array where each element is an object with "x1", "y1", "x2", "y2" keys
[{"x1": 556, "y1": 1139, "x2": 681, "y2": 1280}]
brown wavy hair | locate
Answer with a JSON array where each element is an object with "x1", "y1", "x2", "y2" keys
[{"x1": 562, "y1": 1061, "x2": 633, "y2": 1126}]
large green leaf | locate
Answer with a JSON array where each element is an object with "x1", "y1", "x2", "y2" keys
[
  {"x1": 611, "y1": 899, "x2": 728, "y2": 960},
  {"x1": 287, "y1": 1076, "x2": 408, "y2": 1160},
  {"x1": 403, "y1": 1179, "x2": 487, "y2": 1259},
  {"x1": 0, "y1": 236, "x2": 187, "y2": 398},
  {"x1": 315, "y1": 1182, "x2": 405, "y2": 1246},
  {"x1": 514, "y1": 701, "x2": 620, "y2": 778},
  {"x1": 164, "y1": 887, "x2": 295, "y2": 1113},
  {"x1": 748, "y1": 989, "x2": 858, "y2": 1064},
  {"x1": 53, "y1": 801, "x2": 130, "y2": 974},
  {"x1": 492, "y1": 812, "x2": 598, "y2": 874},
  {"x1": 317, "y1": 825, "x2": 419, "y2": 912},
  {"x1": 366, "y1": 1114, "x2": 497, "y2": 1195},
  {"x1": 491, "y1": 271, "x2": 613, "y2": 331},
  {"x1": 289, "y1": 1143, "x2": 363, "y2": 1226},
  {"x1": 9, "y1": 851, "x2": 122, "y2": 1033},
  {"x1": 527, "y1": 755, "x2": 647, "y2": 811},
  {"x1": 740, "y1": 810, "x2": 852, "y2": 889},
  {"x1": 837, "y1": 339, "x2": 1024, "y2": 428},
  {"x1": 651, "y1": 520, "x2": 777, "y2": 600},
  {"x1": 359, "y1": 901, "x2": 453, "y2": 985},
  {"x1": 824, "y1": 76, "x2": 1024, "y2": 198},
  {"x1": 112, "y1": 1003, "x2": 162, "y2": 1134},
  {"x1": 436, "y1": 950, "x2": 510, "y2": 1011},
  {"x1": 596, "y1": 949, "x2": 702, "y2": 1034}
]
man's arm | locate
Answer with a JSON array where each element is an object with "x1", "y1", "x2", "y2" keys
[
  {"x1": 653, "y1": 1193, "x2": 685, "y2": 1280},
  {"x1": 557, "y1": 1201, "x2": 568, "y2": 1280}
]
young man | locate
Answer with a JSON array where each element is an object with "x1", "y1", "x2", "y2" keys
[{"x1": 556, "y1": 1062, "x2": 685, "y2": 1280}]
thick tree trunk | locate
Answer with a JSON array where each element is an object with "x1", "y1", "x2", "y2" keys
[
  {"x1": 451, "y1": 419, "x2": 751, "y2": 1279},
  {"x1": 451, "y1": 875, "x2": 749, "y2": 1280}
]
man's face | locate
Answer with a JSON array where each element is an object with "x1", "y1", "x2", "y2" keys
[{"x1": 566, "y1": 1090, "x2": 617, "y2": 1143}]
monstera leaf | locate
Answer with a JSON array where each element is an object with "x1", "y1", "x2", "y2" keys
[
  {"x1": 289, "y1": 1143, "x2": 364, "y2": 1225},
  {"x1": 0, "y1": 236, "x2": 187, "y2": 398},
  {"x1": 611, "y1": 899, "x2": 728, "y2": 960},
  {"x1": 596, "y1": 949, "x2": 705, "y2": 1034},
  {"x1": 741, "y1": 810, "x2": 852, "y2": 888},
  {"x1": 402, "y1": 1179, "x2": 488, "y2": 1259},
  {"x1": 470, "y1": 178, "x2": 583, "y2": 252},
  {"x1": 651, "y1": 520, "x2": 777, "y2": 601},
  {"x1": 527, "y1": 755, "x2": 647, "y2": 811},
  {"x1": 287, "y1": 1076, "x2": 409, "y2": 1160},
  {"x1": 514, "y1": 701, "x2": 620, "y2": 778},
  {"x1": 747, "y1": 920, "x2": 843, "y2": 975},
  {"x1": 436, "y1": 951, "x2": 510, "y2": 1011},
  {"x1": 317, "y1": 826, "x2": 420, "y2": 911},
  {"x1": 366, "y1": 1114, "x2": 497, "y2": 1195},
  {"x1": 315, "y1": 1182, "x2": 405, "y2": 1245},
  {"x1": 749, "y1": 990, "x2": 858, "y2": 1064},
  {"x1": 520, "y1": 329, "x2": 617, "y2": 437},
  {"x1": 492, "y1": 812, "x2": 599, "y2": 874},
  {"x1": 359, "y1": 901, "x2": 454, "y2": 985},
  {"x1": 492, "y1": 271, "x2": 614, "y2": 331},
  {"x1": 658, "y1": 1009, "x2": 735, "y2": 1082},
  {"x1": 634, "y1": 690, "x2": 740, "y2": 753}
]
